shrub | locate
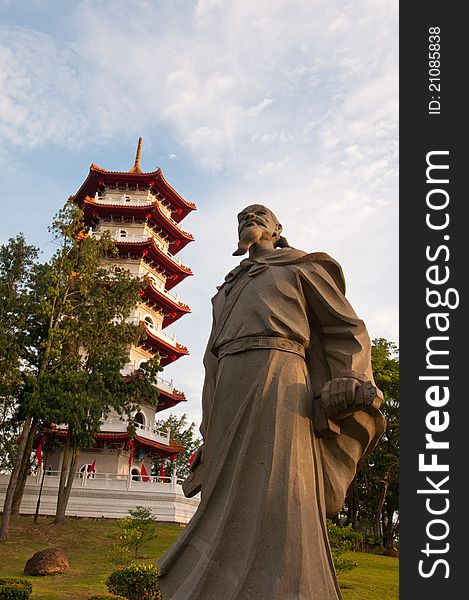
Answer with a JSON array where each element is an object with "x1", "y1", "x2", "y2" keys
[
  {"x1": 327, "y1": 520, "x2": 364, "y2": 574},
  {"x1": 110, "y1": 506, "x2": 157, "y2": 563},
  {"x1": 363, "y1": 533, "x2": 384, "y2": 549},
  {"x1": 107, "y1": 563, "x2": 161, "y2": 600},
  {"x1": 0, "y1": 577, "x2": 33, "y2": 600}
]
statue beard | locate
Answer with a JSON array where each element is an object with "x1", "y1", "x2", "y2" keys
[{"x1": 232, "y1": 224, "x2": 263, "y2": 256}]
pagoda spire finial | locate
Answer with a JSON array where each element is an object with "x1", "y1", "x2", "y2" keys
[{"x1": 129, "y1": 137, "x2": 143, "y2": 173}]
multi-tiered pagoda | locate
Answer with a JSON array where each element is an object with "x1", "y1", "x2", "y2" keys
[{"x1": 45, "y1": 139, "x2": 196, "y2": 483}]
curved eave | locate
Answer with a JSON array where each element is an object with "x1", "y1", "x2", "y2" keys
[
  {"x1": 152, "y1": 201, "x2": 194, "y2": 253},
  {"x1": 156, "y1": 388, "x2": 187, "y2": 412},
  {"x1": 43, "y1": 430, "x2": 182, "y2": 456},
  {"x1": 114, "y1": 240, "x2": 192, "y2": 289},
  {"x1": 73, "y1": 165, "x2": 196, "y2": 220},
  {"x1": 154, "y1": 169, "x2": 196, "y2": 221},
  {"x1": 133, "y1": 434, "x2": 183, "y2": 455},
  {"x1": 82, "y1": 199, "x2": 194, "y2": 254},
  {"x1": 142, "y1": 282, "x2": 190, "y2": 327},
  {"x1": 139, "y1": 323, "x2": 189, "y2": 367}
]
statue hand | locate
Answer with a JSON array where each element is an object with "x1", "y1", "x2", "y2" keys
[{"x1": 319, "y1": 377, "x2": 361, "y2": 420}]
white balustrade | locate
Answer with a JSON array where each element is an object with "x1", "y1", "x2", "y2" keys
[
  {"x1": 94, "y1": 193, "x2": 154, "y2": 207},
  {"x1": 92, "y1": 192, "x2": 189, "y2": 235},
  {"x1": 121, "y1": 364, "x2": 176, "y2": 392},
  {"x1": 114, "y1": 233, "x2": 182, "y2": 266},
  {"x1": 99, "y1": 416, "x2": 171, "y2": 445},
  {"x1": 11, "y1": 469, "x2": 180, "y2": 492},
  {"x1": 126, "y1": 315, "x2": 178, "y2": 346},
  {"x1": 0, "y1": 472, "x2": 199, "y2": 523},
  {"x1": 143, "y1": 272, "x2": 180, "y2": 304}
]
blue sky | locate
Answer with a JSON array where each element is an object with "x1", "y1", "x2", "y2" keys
[{"x1": 0, "y1": 0, "x2": 398, "y2": 428}]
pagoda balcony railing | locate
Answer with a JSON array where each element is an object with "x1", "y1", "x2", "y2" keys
[
  {"x1": 141, "y1": 272, "x2": 182, "y2": 305},
  {"x1": 93, "y1": 193, "x2": 184, "y2": 228},
  {"x1": 94, "y1": 193, "x2": 154, "y2": 207},
  {"x1": 143, "y1": 225, "x2": 170, "y2": 249},
  {"x1": 98, "y1": 417, "x2": 171, "y2": 445},
  {"x1": 121, "y1": 365, "x2": 177, "y2": 395},
  {"x1": 126, "y1": 316, "x2": 179, "y2": 347},
  {"x1": 20, "y1": 469, "x2": 189, "y2": 492},
  {"x1": 147, "y1": 325, "x2": 179, "y2": 347},
  {"x1": 113, "y1": 233, "x2": 183, "y2": 266}
]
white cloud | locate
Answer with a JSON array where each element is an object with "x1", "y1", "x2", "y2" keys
[{"x1": 244, "y1": 97, "x2": 274, "y2": 117}]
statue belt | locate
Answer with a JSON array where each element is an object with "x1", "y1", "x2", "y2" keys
[{"x1": 217, "y1": 336, "x2": 306, "y2": 360}]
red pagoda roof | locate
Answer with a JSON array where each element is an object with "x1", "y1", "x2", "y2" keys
[
  {"x1": 43, "y1": 429, "x2": 182, "y2": 457},
  {"x1": 73, "y1": 139, "x2": 196, "y2": 222},
  {"x1": 156, "y1": 388, "x2": 186, "y2": 412},
  {"x1": 141, "y1": 279, "x2": 190, "y2": 328},
  {"x1": 114, "y1": 238, "x2": 192, "y2": 290},
  {"x1": 82, "y1": 197, "x2": 194, "y2": 255},
  {"x1": 139, "y1": 322, "x2": 189, "y2": 367},
  {"x1": 155, "y1": 377, "x2": 186, "y2": 412}
]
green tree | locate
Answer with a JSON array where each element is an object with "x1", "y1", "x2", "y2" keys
[
  {"x1": 0, "y1": 235, "x2": 38, "y2": 473},
  {"x1": 111, "y1": 506, "x2": 158, "y2": 562},
  {"x1": 0, "y1": 235, "x2": 39, "y2": 538},
  {"x1": 154, "y1": 414, "x2": 202, "y2": 479},
  {"x1": 327, "y1": 520, "x2": 363, "y2": 574},
  {"x1": 1, "y1": 200, "x2": 162, "y2": 537},
  {"x1": 345, "y1": 338, "x2": 399, "y2": 549}
]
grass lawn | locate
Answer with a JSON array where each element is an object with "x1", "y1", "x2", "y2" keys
[
  {"x1": 339, "y1": 552, "x2": 399, "y2": 600},
  {"x1": 0, "y1": 516, "x2": 398, "y2": 599}
]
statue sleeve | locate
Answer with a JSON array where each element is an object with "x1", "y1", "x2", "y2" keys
[{"x1": 300, "y1": 260, "x2": 387, "y2": 516}]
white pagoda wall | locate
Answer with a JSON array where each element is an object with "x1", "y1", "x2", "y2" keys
[{"x1": 0, "y1": 474, "x2": 199, "y2": 524}]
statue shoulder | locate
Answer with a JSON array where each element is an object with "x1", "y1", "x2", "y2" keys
[
  {"x1": 262, "y1": 247, "x2": 346, "y2": 295},
  {"x1": 299, "y1": 252, "x2": 347, "y2": 295}
]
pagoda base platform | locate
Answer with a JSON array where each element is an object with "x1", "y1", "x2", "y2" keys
[{"x1": 0, "y1": 472, "x2": 199, "y2": 525}]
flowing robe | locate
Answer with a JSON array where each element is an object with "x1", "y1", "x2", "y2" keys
[{"x1": 158, "y1": 248, "x2": 386, "y2": 600}]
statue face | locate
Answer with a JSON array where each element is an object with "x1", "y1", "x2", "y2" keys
[{"x1": 237, "y1": 205, "x2": 281, "y2": 241}]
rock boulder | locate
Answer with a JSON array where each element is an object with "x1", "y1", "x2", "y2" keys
[{"x1": 24, "y1": 547, "x2": 70, "y2": 576}]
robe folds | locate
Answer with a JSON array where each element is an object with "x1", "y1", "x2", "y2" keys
[{"x1": 158, "y1": 248, "x2": 386, "y2": 600}]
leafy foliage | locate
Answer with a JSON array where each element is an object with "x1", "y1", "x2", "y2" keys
[
  {"x1": 110, "y1": 506, "x2": 158, "y2": 563},
  {"x1": 21, "y1": 201, "x2": 161, "y2": 431},
  {"x1": 327, "y1": 521, "x2": 363, "y2": 575},
  {"x1": 106, "y1": 563, "x2": 162, "y2": 600},
  {"x1": 344, "y1": 338, "x2": 399, "y2": 549},
  {"x1": 0, "y1": 236, "x2": 38, "y2": 472},
  {"x1": 0, "y1": 577, "x2": 33, "y2": 600},
  {"x1": 1, "y1": 200, "x2": 164, "y2": 536},
  {"x1": 153, "y1": 414, "x2": 202, "y2": 479}
]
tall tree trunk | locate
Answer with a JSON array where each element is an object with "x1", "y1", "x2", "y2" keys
[
  {"x1": 349, "y1": 477, "x2": 359, "y2": 529},
  {"x1": 54, "y1": 435, "x2": 71, "y2": 524},
  {"x1": 384, "y1": 506, "x2": 395, "y2": 549},
  {"x1": 375, "y1": 476, "x2": 389, "y2": 542},
  {"x1": 11, "y1": 420, "x2": 38, "y2": 515},
  {"x1": 0, "y1": 416, "x2": 32, "y2": 540},
  {"x1": 54, "y1": 444, "x2": 80, "y2": 524}
]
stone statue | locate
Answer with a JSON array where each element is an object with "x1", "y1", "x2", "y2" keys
[{"x1": 158, "y1": 205, "x2": 386, "y2": 600}]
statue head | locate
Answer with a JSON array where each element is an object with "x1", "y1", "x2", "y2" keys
[{"x1": 233, "y1": 204, "x2": 287, "y2": 256}]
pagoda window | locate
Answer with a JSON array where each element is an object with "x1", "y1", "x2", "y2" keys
[
  {"x1": 119, "y1": 229, "x2": 127, "y2": 239},
  {"x1": 134, "y1": 411, "x2": 145, "y2": 426},
  {"x1": 144, "y1": 315, "x2": 154, "y2": 329},
  {"x1": 123, "y1": 194, "x2": 132, "y2": 202},
  {"x1": 131, "y1": 468, "x2": 140, "y2": 481}
]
